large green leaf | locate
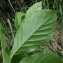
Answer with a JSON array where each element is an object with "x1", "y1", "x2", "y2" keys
[
  {"x1": 19, "y1": 52, "x2": 63, "y2": 63},
  {"x1": 13, "y1": 1, "x2": 42, "y2": 54},
  {"x1": 0, "y1": 24, "x2": 10, "y2": 63},
  {"x1": 11, "y1": 9, "x2": 56, "y2": 60},
  {"x1": 26, "y1": 1, "x2": 42, "y2": 17},
  {"x1": 15, "y1": 12, "x2": 25, "y2": 29}
]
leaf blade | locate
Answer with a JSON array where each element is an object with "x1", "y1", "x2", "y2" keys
[
  {"x1": 26, "y1": 1, "x2": 42, "y2": 17},
  {"x1": 15, "y1": 12, "x2": 25, "y2": 29},
  {"x1": 0, "y1": 24, "x2": 10, "y2": 63},
  {"x1": 11, "y1": 9, "x2": 57, "y2": 60},
  {"x1": 19, "y1": 52, "x2": 63, "y2": 63}
]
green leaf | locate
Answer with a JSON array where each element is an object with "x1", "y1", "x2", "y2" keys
[
  {"x1": 11, "y1": 9, "x2": 56, "y2": 60},
  {"x1": 0, "y1": 24, "x2": 10, "y2": 63},
  {"x1": 11, "y1": 54, "x2": 24, "y2": 63},
  {"x1": 26, "y1": 1, "x2": 42, "y2": 17},
  {"x1": 15, "y1": 12, "x2": 25, "y2": 29},
  {"x1": 19, "y1": 52, "x2": 63, "y2": 63}
]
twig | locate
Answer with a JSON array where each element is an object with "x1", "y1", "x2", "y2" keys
[{"x1": 8, "y1": 0, "x2": 15, "y2": 13}]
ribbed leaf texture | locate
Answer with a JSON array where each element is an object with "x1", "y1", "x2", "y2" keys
[
  {"x1": 26, "y1": 1, "x2": 42, "y2": 17},
  {"x1": 11, "y1": 9, "x2": 56, "y2": 59}
]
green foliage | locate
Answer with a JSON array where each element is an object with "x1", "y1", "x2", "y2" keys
[
  {"x1": 19, "y1": 52, "x2": 63, "y2": 63},
  {"x1": 42, "y1": 0, "x2": 63, "y2": 36},
  {"x1": 7, "y1": 19, "x2": 14, "y2": 38},
  {"x1": 15, "y1": 12, "x2": 25, "y2": 29},
  {"x1": 11, "y1": 9, "x2": 56, "y2": 58},
  {"x1": 26, "y1": 2, "x2": 42, "y2": 17},
  {"x1": 0, "y1": 24, "x2": 10, "y2": 63},
  {"x1": 0, "y1": 1, "x2": 62, "y2": 63}
]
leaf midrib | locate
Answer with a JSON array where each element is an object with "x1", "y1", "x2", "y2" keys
[{"x1": 11, "y1": 10, "x2": 55, "y2": 60}]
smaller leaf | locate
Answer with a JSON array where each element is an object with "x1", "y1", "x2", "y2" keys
[
  {"x1": 15, "y1": 12, "x2": 25, "y2": 29},
  {"x1": 19, "y1": 52, "x2": 63, "y2": 63},
  {"x1": 26, "y1": 1, "x2": 42, "y2": 17}
]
